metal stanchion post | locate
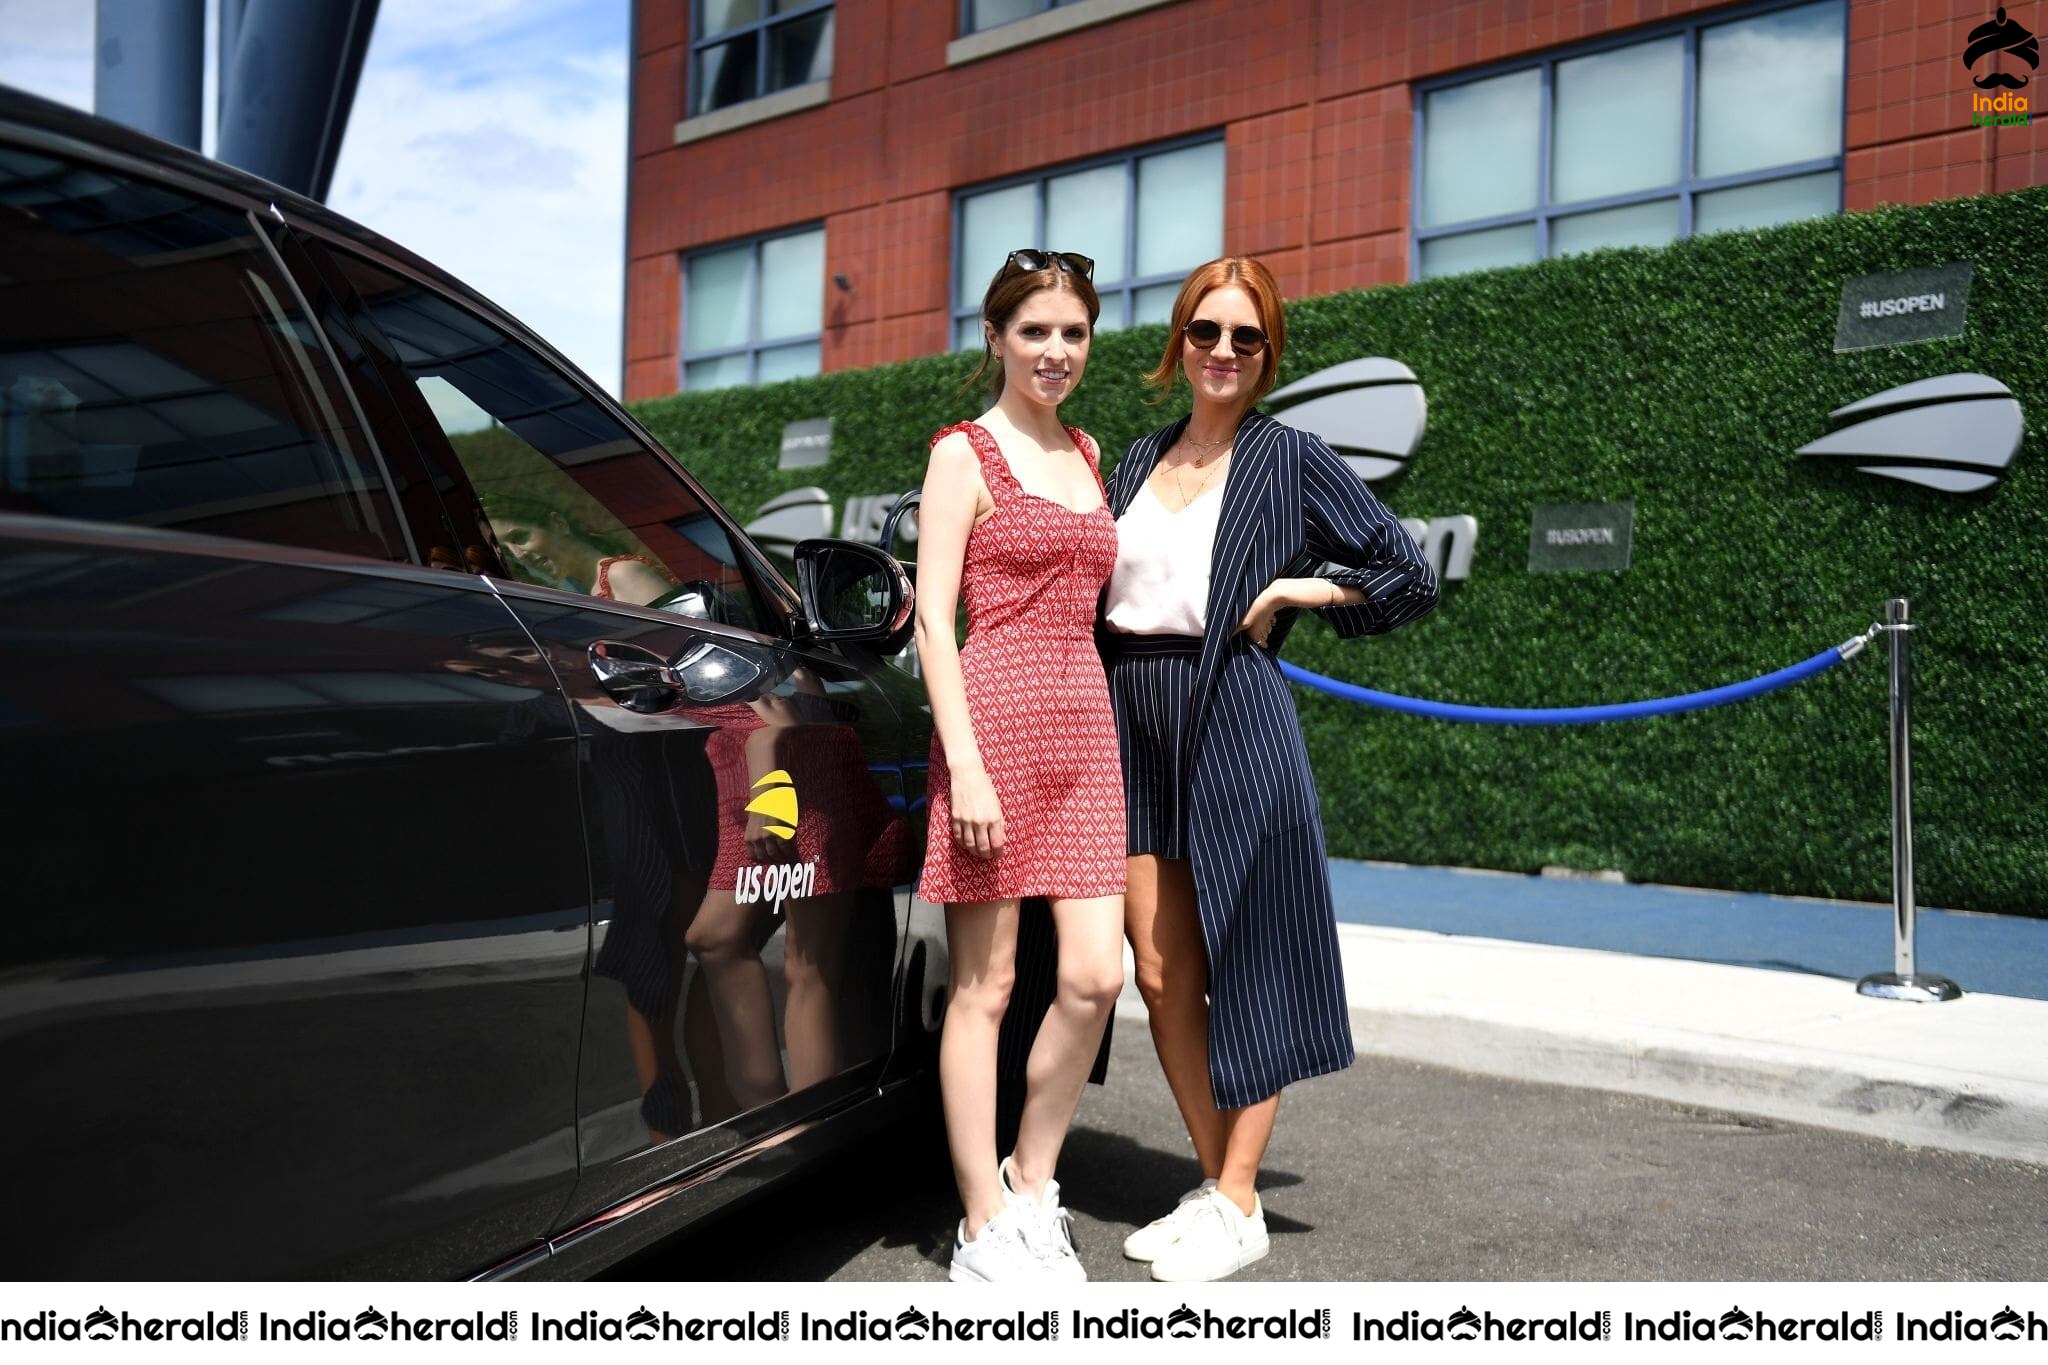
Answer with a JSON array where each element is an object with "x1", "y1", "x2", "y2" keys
[{"x1": 1858, "y1": 598, "x2": 1961, "y2": 1002}]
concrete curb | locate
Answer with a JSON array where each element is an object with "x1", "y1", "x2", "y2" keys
[{"x1": 1117, "y1": 924, "x2": 2048, "y2": 1167}]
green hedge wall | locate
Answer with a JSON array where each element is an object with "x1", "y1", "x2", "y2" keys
[{"x1": 635, "y1": 188, "x2": 2048, "y2": 916}]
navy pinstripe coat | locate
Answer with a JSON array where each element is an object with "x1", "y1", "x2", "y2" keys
[{"x1": 1104, "y1": 410, "x2": 1440, "y2": 1108}]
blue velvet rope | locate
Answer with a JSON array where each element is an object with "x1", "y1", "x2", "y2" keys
[{"x1": 1278, "y1": 643, "x2": 1855, "y2": 725}]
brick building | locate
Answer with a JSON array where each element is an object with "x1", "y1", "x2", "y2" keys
[{"x1": 624, "y1": 0, "x2": 2045, "y2": 402}]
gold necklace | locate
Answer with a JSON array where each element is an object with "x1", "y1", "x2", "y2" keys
[{"x1": 1171, "y1": 441, "x2": 1229, "y2": 507}]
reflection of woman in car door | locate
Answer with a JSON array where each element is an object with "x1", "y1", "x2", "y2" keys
[
  {"x1": 684, "y1": 675, "x2": 902, "y2": 1115},
  {"x1": 483, "y1": 494, "x2": 677, "y2": 603}
]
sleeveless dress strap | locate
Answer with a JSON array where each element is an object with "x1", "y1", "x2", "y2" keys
[
  {"x1": 951, "y1": 421, "x2": 1022, "y2": 499},
  {"x1": 1065, "y1": 425, "x2": 1109, "y2": 499}
]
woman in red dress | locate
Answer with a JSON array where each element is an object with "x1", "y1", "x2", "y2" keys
[{"x1": 916, "y1": 251, "x2": 1126, "y2": 1282}]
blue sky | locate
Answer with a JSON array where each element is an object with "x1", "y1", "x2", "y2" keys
[{"x1": 0, "y1": 0, "x2": 630, "y2": 395}]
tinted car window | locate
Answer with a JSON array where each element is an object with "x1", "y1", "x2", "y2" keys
[
  {"x1": 0, "y1": 148, "x2": 401, "y2": 559},
  {"x1": 320, "y1": 250, "x2": 772, "y2": 629}
]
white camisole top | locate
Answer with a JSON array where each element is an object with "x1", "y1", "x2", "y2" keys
[{"x1": 1104, "y1": 479, "x2": 1226, "y2": 636}]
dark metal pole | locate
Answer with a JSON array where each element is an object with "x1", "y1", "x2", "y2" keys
[
  {"x1": 93, "y1": 0, "x2": 205, "y2": 150},
  {"x1": 215, "y1": 0, "x2": 382, "y2": 202},
  {"x1": 1858, "y1": 598, "x2": 1961, "y2": 1002}
]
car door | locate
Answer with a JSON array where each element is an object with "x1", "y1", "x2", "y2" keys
[
  {"x1": 290, "y1": 242, "x2": 917, "y2": 1234},
  {"x1": 0, "y1": 140, "x2": 590, "y2": 1277}
]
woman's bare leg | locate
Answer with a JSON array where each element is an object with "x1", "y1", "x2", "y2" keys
[
  {"x1": 1127, "y1": 854, "x2": 1276, "y2": 1211},
  {"x1": 1008, "y1": 893, "x2": 1125, "y2": 1197},
  {"x1": 682, "y1": 890, "x2": 787, "y2": 1110},
  {"x1": 941, "y1": 897, "x2": 1019, "y2": 1234},
  {"x1": 1126, "y1": 855, "x2": 1225, "y2": 1172},
  {"x1": 781, "y1": 890, "x2": 853, "y2": 1091}
]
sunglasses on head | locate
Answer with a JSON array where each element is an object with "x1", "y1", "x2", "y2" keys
[
  {"x1": 1001, "y1": 248, "x2": 1095, "y2": 280},
  {"x1": 1183, "y1": 318, "x2": 1269, "y2": 355}
]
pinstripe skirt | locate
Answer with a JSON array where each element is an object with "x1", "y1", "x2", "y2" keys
[{"x1": 1103, "y1": 633, "x2": 1203, "y2": 861}]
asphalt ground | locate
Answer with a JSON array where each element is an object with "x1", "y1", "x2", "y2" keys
[{"x1": 616, "y1": 1018, "x2": 2048, "y2": 1283}]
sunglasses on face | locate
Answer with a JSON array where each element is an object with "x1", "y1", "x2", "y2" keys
[
  {"x1": 1183, "y1": 318, "x2": 1269, "y2": 355},
  {"x1": 1001, "y1": 248, "x2": 1095, "y2": 280}
]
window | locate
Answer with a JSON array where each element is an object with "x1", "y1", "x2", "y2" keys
[
  {"x1": 0, "y1": 147, "x2": 402, "y2": 561},
  {"x1": 322, "y1": 249, "x2": 775, "y2": 631},
  {"x1": 961, "y1": 0, "x2": 1067, "y2": 33},
  {"x1": 682, "y1": 227, "x2": 824, "y2": 391},
  {"x1": 1414, "y1": 0, "x2": 1845, "y2": 279},
  {"x1": 691, "y1": 1, "x2": 834, "y2": 116},
  {"x1": 952, "y1": 138, "x2": 1224, "y2": 348}
]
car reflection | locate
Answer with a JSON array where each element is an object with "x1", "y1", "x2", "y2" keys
[{"x1": 573, "y1": 664, "x2": 909, "y2": 1145}]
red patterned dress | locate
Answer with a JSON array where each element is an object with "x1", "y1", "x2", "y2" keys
[{"x1": 917, "y1": 422, "x2": 1126, "y2": 903}]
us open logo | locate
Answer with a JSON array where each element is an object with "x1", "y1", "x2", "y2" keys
[
  {"x1": 1797, "y1": 372, "x2": 2024, "y2": 493},
  {"x1": 736, "y1": 770, "x2": 818, "y2": 911},
  {"x1": 1264, "y1": 357, "x2": 1427, "y2": 482}
]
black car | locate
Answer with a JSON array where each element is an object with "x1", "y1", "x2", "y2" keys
[{"x1": 0, "y1": 86, "x2": 947, "y2": 1280}]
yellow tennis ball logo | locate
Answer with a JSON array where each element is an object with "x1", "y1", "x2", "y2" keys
[{"x1": 745, "y1": 769, "x2": 799, "y2": 839}]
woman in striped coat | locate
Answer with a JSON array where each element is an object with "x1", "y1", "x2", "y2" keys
[{"x1": 1100, "y1": 257, "x2": 1439, "y2": 1281}]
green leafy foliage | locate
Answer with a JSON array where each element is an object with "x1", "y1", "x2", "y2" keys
[{"x1": 634, "y1": 190, "x2": 2048, "y2": 914}]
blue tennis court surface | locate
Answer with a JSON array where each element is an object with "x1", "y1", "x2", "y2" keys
[{"x1": 1328, "y1": 860, "x2": 2048, "y2": 1002}]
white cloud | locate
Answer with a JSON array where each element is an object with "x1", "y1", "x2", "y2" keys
[
  {"x1": 328, "y1": 0, "x2": 628, "y2": 395},
  {"x1": 0, "y1": 0, "x2": 628, "y2": 397}
]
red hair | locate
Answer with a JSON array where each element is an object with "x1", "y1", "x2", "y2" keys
[{"x1": 1143, "y1": 256, "x2": 1287, "y2": 408}]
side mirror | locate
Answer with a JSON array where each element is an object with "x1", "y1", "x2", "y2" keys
[{"x1": 793, "y1": 538, "x2": 915, "y2": 653}]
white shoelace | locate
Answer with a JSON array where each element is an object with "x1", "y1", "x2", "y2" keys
[
  {"x1": 1152, "y1": 1187, "x2": 1216, "y2": 1235},
  {"x1": 1012, "y1": 1197, "x2": 1076, "y2": 1264}
]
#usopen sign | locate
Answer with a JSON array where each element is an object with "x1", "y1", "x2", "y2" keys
[
  {"x1": 1834, "y1": 263, "x2": 1972, "y2": 352},
  {"x1": 1528, "y1": 502, "x2": 1635, "y2": 573}
]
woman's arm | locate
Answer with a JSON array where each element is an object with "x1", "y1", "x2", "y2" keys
[
  {"x1": 604, "y1": 557, "x2": 676, "y2": 607},
  {"x1": 1298, "y1": 433, "x2": 1439, "y2": 637},
  {"x1": 1238, "y1": 432, "x2": 1439, "y2": 646},
  {"x1": 913, "y1": 432, "x2": 1006, "y2": 860}
]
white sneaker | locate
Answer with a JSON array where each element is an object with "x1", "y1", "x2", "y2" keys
[
  {"x1": 1001, "y1": 1157, "x2": 1087, "y2": 1282},
  {"x1": 948, "y1": 1207, "x2": 1050, "y2": 1282},
  {"x1": 1122, "y1": 1178, "x2": 1220, "y2": 1262},
  {"x1": 1147, "y1": 1189, "x2": 1270, "y2": 1282}
]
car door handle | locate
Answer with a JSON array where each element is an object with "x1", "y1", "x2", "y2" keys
[{"x1": 588, "y1": 640, "x2": 682, "y2": 713}]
